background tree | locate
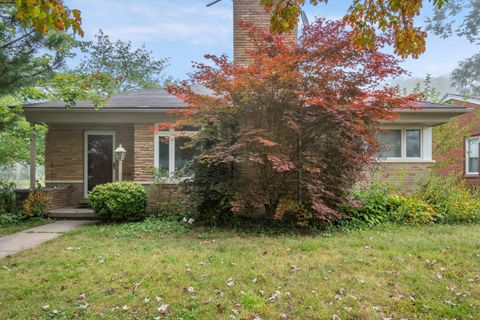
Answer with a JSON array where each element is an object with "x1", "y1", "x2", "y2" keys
[
  {"x1": 79, "y1": 30, "x2": 171, "y2": 92},
  {"x1": 0, "y1": 2, "x2": 115, "y2": 169},
  {"x1": 426, "y1": 0, "x2": 480, "y2": 94},
  {"x1": 167, "y1": 19, "x2": 416, "y2": 225},
  {"x1": 261, "y1": 0, "x2": 448, "y2": 58}
]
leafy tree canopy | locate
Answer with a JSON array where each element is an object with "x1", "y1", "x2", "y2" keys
[
  {"x1": 167, "y1": 19, "x2": 416, "y2": 225},
  {"x1": 261, "y1": 0, "x2": 448, "y2": 58},
  {"x1": 426, "y1": 0, "x2": 480, "y2": 94},
  {"x1": 7, "y1": 0, "x2": 83, "y2": 36},
  {"x1": 78, "y1": 30, "x2": 171, "y2": 92}
]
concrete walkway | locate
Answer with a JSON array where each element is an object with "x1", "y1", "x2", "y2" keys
[{"x1": 0, "y1": 220, "x2": 94, "y2": 259}]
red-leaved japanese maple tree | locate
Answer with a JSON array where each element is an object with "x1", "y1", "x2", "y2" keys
[{"x1": 167, "y1": 18, "x2": 417, "y2": 225}]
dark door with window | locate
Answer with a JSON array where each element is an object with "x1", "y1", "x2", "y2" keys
[{"x1": 87, "y1": 134, "x2": 113, "y2": 194}]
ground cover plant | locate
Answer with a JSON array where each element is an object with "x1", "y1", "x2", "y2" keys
[{"x1": 1, "y1": 223, "x2": 480, "y2": 319}]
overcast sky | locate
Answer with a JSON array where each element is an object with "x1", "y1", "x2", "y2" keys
[{"x1": 68, "y1": 0, "x2": 478, "y2": 82}]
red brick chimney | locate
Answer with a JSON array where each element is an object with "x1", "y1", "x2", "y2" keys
[{"x1": 233, "y1": 0, "x2": 298, "y2": 65}]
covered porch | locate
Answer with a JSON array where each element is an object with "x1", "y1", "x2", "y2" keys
[{"x1": 21, "y1": 89, "x2": 187, "y2": 215}]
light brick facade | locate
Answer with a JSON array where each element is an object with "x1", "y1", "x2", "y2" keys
[
  {"x1": 369, "y1": 162, "x2": 433, "y2": 191},
  {"x1": 133, "y1": 123, "x2": 155, "y2": 182},
  {"x1": 45, "y1": 123, "x2": 135, "y2": 206},
  {"x1": 233, "y1": 0, "x2": 297, "y2": 65}
]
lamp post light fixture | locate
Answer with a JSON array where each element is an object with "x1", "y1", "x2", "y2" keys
[{"x1": 115, "y1": 144, "x2": 127, "y2": 182}]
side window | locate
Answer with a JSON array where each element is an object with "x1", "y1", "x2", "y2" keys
[{"x1": 466, "y1": 137, "x2": 480, "y2": 174}]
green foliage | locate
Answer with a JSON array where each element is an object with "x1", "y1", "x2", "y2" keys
[
  {"x1": 390, "y1": 196, "x2": 437, "y2": 225},
  {"x1": 153, "y1": 195, "x2": 197, "y2": 222},
  {"x1": 23, "y1": 190, "x2": 50, "y2": 217},
  {"x1": 114, "y1": 217, "x2": 191, "y2": 238},
  {"x1": 89, "y1": 182, "x2": 147, "y2": 221},
  {"x1": 344, "y1": 174, "x2": 480, "y2": 228},
  {"x1": 345, "y1": 181, "x2": 400, "y2": 226},
  {"x1": 0, "y1": 211, "x2": 26, "y2": 225},
  {"x1": 0, "y1": 182, "x2": 16, "y2": 215},
  {"x1": 78, "y1": 30, "x2": 171, "y2": 92},
  {"x1": 412, "y1": 74, "x2": 442, "y2": 103},
  {"x1": 417, "y1": 175, "x2": 480, "y2": 224},
  {"x1": 182, "y1": 127, "x2": 236, "y2": 226},
  {"x1": 426, "y1": 0, "x2": 480, "y2": 94}
]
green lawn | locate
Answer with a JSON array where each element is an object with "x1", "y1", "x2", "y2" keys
[
  {"x1": 0, "y1": 218, "x2": 50, "y2": 237},
  {"x1": 1, "y1": 223, "x2": 480, "y2": 319}
]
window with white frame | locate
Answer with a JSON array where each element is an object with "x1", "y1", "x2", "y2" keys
[
  {"x1": 465, "y1": 136, "x2": 480, "y2": 174},
  {"x1": 154, "y1": 129, "x2": 197, "y2": 177},
  {"x1": 377, "y1": 128, "x2": 422, "y2": 160}
]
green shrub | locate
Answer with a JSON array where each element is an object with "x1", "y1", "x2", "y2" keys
[
  {"x1": 89, "y1": 182, "x2": 147, "y2": 221},
  {"x1": 23, "y1": 190, "x2": 50, "y2": 217},
  {"x1": 390, "y1": 196, "x2": 437, "y2": 225},
  {"x1": 417, "y1": 175, "x2": 480, "y2": 224},
  {"x1": 344, "y1": 181, "x2": 401, "y2": 226},
  {"x1": 0, "y1": 182, "x2": 16, "y2": 215}
]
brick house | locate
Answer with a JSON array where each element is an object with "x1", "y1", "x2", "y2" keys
[
  {"x1": 21, "y1": 0, "x2": 469, "y2": 211},
  {"x1": 434, "y1": 94, "x2": 480, "y2": 186}
]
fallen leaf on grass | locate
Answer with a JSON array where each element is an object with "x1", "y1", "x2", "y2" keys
[
  {"x1": 157, "y1": 303, "x2": 169, "y2": 312},
  {"x1": 227, "y1": 277, "x2": 235, "y2": 287},
  {"x1": 269, "y1": 290, "x2": 281, "y2": 302}
]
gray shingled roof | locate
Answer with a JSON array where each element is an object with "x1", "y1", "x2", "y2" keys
[
  {"x1": 22, "y1": 87, "x2": 467, "y2": 112},
  {"x1": 22, "y1": 86, "x2": 213, "y2": 110}
]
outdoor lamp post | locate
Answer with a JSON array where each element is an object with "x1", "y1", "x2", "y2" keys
[{"x1": 115, "y1": 144, "x2": 127, "y2": 182}]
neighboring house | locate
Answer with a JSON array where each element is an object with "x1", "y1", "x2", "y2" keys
[
  {"x1": 434, "y1": 94, "x2": 480, "y2": 185},
  {"x1": 20, "y1": 0, "x2": 469, "y2": 211}
]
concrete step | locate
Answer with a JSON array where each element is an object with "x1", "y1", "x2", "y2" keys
[{"x1": 48, "y1": 207, "x2": 97, "y2": 220}]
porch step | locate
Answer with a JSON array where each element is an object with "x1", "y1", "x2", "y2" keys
[{"x1": 48, "y1": 207, "x2": 97, "y2": 220}]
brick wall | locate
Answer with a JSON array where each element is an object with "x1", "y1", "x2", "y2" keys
[
  {"x1": 233, "y1": 0, "x2": 297, "y2": 65},
  {"x1": 144, "y1": 184, "x2": 182, "y2": 210},
  {"x1": 15, "y1": 185, "x2": 72, "y2": 212},
  {"x1": 434, "y1": 99, "x2": 480, "y2": 186},
  {"x1": 363, "y1": 162, "x2": 433, "y2": 191},
  {"x1": 45, "y1": 123, "x2": 134, "y2": 205},
  {"x1": 134, "y1": 123, "x2": 155, "y2": 182}
]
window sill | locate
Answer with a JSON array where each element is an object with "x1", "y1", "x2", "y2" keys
[
  {"x1": 464, "y1": 174, "x2": 479, "y2": 179},
  {"x1": 375, "y1": 159, "x2": 435, "y2": 164}
]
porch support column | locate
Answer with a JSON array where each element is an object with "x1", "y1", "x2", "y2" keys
[{"x1": 29, "y1": 125, "x2": 36, "y2": 190}]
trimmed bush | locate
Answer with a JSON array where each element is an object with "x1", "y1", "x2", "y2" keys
[
  {"x1": 23, "y1": 190, "x2": 50, "y2": 217},
  {"x1": 89, "y1": 182, "x2": 147, "y2": 221}
]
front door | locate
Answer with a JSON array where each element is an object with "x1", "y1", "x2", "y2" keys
[{"x1": 84, "y1": 131, "x2": 115, "y2": 197}]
